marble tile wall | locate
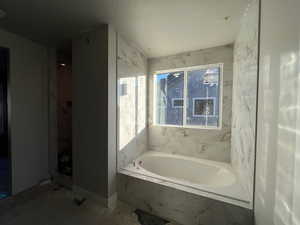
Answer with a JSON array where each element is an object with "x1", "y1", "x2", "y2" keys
[
  {"x1": 231, "y1": 0, "x2": 259, "y2": 200},
  {"x1": 118, "y1": 174, "x2": 253, "y2": 225},
  {"x1": 148, "y1": 45, "x2": 233, "y2": 162},
  {"x1": 117, "y1": 35, "x2": 148, "y2": 169},
  {"x1": 255, "y1": 0, "x2": 300, "y2": 223}
]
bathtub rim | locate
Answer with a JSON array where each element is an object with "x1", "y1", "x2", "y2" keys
[{"x1": 136, "y1": 151, "x2": 234, "y2": 170}]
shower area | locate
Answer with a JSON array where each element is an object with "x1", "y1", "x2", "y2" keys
[{"x1": 117, "y1": 0, "x2": 259, "y2": 224}]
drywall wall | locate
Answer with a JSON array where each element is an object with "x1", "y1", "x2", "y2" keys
[
  {"x1": 0, "y1": 28, "x2": 51, "y2": 194},
  {"x1": 107, "y1": 26, "x2": 117, "y2": 199},
  {"x1": 72, "y1": 24, "x2": 117, "y2": 202},
  {"x1": 255, "y1": 0, "x2": 300, "y2": 224},
  {"x1": 117, "y1": 34, "x2": 148, "y2": 170},
  {"x1": 148, "y1": 45, "x2": 233, "y2": 162},
  {"x1": 231, "y1": 0, "x2": 259, "y2": 202},
  {"x1": 48, "y1": 49, "x2": 57, "y2": 177}
]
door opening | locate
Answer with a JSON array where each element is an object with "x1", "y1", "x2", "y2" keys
[
  {"x1": 0, "y1": 47, "x2": 11, "y2": 199},
  {"x1": 57, "y1": 43, "x2": 72, "y2": 178}
]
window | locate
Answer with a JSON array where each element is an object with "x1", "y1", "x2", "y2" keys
[
  {"x1": 172, "y1": 98, "x2": 184, "y2": 108},
  {"x1": 193, "y1": 98, "x2": 216, "y2": 117},
  {"x1": 153, "y1": 64, "x2": 222, "y2": 129},
  {"x1": 154, "y1": 71, "x2": 184, "y2": 126},
  {"x1": 120, "y1": 83, "x2": 127, "y2": 96}
]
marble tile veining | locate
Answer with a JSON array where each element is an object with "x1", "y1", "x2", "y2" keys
[
  {"x1": 119, "y1": 167, "x2": 251, "y2": 209},
  {"x1": 118, "y1": 173, "x2": 253, "y2": 225},
  {"x1": 148, "y1": 45, "x2": 233, "y2": 162},
  {"x1": 231, "y1": 0, "x2": 259, "y2": 200},
  {"x1": 117, "y1": 35, "x2": 148, "y2": 170}
]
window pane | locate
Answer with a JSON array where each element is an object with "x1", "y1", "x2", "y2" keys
[
  {"x1": 155, "y1": 71, "x2": 184, "y2": 125},
  {"x1": 193, "y1": 98, "x2": 215, "y2": 116},
  {"x1": 186, "y1": 67, "x2": 220, "y2": 127},
  {"x1": 172, "y1": 98, "x2": 184, "y2": 108}
]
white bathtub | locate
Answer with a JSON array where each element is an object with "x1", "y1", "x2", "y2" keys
[{"x1": 121, "y1": 151, "x2": 251, "y2": 209}]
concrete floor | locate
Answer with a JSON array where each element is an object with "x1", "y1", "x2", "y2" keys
[{"x1": 0, "y1": 184, "x2": 179, "y2": 225}]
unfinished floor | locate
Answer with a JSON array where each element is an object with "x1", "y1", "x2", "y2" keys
[{"x1": 0, "y1": 184, "x2": 180, "y2": 225}]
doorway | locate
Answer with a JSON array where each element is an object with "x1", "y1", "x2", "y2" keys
[
  {"x1": 57, "y1": 43, "x2": 72, "y2": 178},
  {"x1": 0, "y1": 47, "x2": 11, "y2": 199}
]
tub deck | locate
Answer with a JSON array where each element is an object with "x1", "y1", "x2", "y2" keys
[{"x1": 119, "y1": 151, "x2": 251, "y2": 209}]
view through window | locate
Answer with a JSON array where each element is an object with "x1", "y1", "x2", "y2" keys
[{"x1": 154, "y1": 64, "x2": 222, "y2": 129}]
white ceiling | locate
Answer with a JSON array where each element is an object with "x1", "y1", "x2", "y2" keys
[{"x1": 0, "y1": 0, "x2": 248, "y2": 58}]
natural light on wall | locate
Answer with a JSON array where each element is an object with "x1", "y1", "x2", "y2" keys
[
  {"x1": 137, "y1": 75, "x2": 146, "y2": 133},
  {"x1": 118, "y1": 75, "x2": 146, "y2": 151},
  {"x1": 119, "y1": 77, "x2": 136, "y2": 151}
]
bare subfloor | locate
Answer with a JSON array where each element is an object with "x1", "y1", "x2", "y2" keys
[{"x1": 0, "y1": 184, "x2": 179, "y2": 225}]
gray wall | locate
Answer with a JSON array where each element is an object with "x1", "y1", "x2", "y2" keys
[
  {"x1": 0, "y1": 28, "x2": 51, "y2": 194},
  {"x1": 231, "y1": 0, "x2": 259, "y2": 203},
  {"x1": 72, "y1": 24, "x2": 117, "y2": 199},
  {"x1": 255, "y1": 0, "x2": 300, "y2": 224},
  {"x1": 107, "y1": 26, "x2": 117, "y2": 197},
  {"x1": 148, "y1": 45, "x2": 233, "y2": 162},
  {"x1": 48, "y1": 49, "x2": 57, "y2": 177},
  {"x1": 117, "y1": 34, "x2": 148, "y2": 170}
]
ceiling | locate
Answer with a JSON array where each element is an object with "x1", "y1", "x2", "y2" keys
[{"x1": 0, "y1": 0, "x2": 248, "y2": 58}]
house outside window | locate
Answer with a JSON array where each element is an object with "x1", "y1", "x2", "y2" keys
[
  {"x1": 153, "y1": 63, "x2": 223, "y2": 129},
  {"x1": 172, "y1": 98, "x2": 184, "y2": 108},
  {"x1": 193, "y1": 97, "x2": 216, "y2": 117}
]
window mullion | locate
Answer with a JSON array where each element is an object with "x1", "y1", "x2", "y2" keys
[
  {"x1": 183, "y1": 70, "x2": 188, "y2": 127},
  {"x1": 135, "y1": 76, "x2": 138, "y2": 135},
  {"x1": 153, "y1": 74, "x2": 157, "y2": 125}
]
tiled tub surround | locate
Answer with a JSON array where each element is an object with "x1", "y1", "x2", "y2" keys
[
  {"x1": 148, "y1": 45, "x2": 233, "y2": 162},
  {"x1": 117, "y1": 31, "x2": 257, "y2": 225},
  {"x1": 117, "y1": 35, "x2": 148, "y2": 170},
  {"x1": 231, "y1": 0, "x2": 259, "y2": 199},
  {"x1": 118, "y1": 173, "x2": 253, "y2": 225},
  {"x1": 120, "y1": 151, "x2": 251, "y2": 209}
]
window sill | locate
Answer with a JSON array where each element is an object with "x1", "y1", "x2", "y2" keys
[{"x1": 151, "y1": 124, "x2": 222, "y2": 130}]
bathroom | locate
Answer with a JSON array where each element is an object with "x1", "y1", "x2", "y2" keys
[
  {"x1": 0, "y1": 0, "x2": 299, "y2": 225},
  {"x1": 117, "y1": 0, "x2": 258, "y2": 224}
]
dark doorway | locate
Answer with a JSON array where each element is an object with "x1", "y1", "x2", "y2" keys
[
  {"x1": 57, "y1": 42, "x2": 72, "y2": 177},
  {"x1": 0, "y1": 47, "x2": 11, "y2": 199}
]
